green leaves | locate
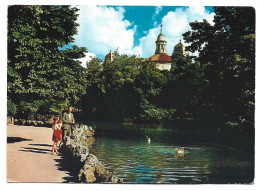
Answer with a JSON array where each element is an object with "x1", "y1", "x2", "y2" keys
[
  {"x1": 8, "y1": 5, "x2": 87, "y2": 118},
  {"x1": 183, "y1": 7, "x2": 255, "y2": 130},
  {"x1": 7, "y1": 99, "x2": 17, "y2": 116}
]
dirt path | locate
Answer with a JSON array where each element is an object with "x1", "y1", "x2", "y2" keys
[{"x1": 7, "y1": 124, "x2": 71, "y2": 182}]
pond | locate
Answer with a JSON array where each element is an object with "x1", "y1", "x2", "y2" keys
[{"x1": 86, "y1": 122, "x2": 254, "y2": 184}]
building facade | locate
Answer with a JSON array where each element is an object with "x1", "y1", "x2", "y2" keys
[{"x1": 143, "y1": 25, "x2": 188, "y2": 71}]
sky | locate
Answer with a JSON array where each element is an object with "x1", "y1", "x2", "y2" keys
[{"x1": 65, "y1": 5, "x2": 215, "y2": 67}]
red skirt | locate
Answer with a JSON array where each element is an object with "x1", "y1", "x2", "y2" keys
[{"x1": 52, "y1": 129, "x2": 62, "y2": 142}]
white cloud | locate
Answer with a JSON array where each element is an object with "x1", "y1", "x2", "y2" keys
[
  {"x1": 136, "y1": 28, "x2": 158, "y2": 58},
  {"x1": 76, "y1": 51, "x2": 96, "y2": 68},
  {"x1": 135, "y1": 6, "x2": 215, "y2": 58},
  {"x1": 152, "y1": 6, "x2": 163, "y2": 20},
  {"x1": 155, "y1": 6, "x2": 163, "y2": 15},
  {"x1": 74, "y1": 6, "x2": 136, "y2": 58},
  {"x1": 73, "y1": 6, "x2": 214, "y2": 59}
]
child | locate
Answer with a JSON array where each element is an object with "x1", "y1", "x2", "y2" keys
[{"x1": 52, "y1": 115, "x2": 62, "y2": 155}]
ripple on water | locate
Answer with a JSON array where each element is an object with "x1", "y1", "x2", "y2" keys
[{"x1": 89, "y1": 137, "x2": 253, "y2": 183}]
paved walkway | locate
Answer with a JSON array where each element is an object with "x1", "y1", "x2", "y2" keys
[{"x1": 7, "y1": 124, "x2": 70, "y2": 182}]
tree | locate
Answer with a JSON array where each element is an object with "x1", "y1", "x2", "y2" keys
[
  {"x1": 163, "y1": 56, "x2": 201, "y2": 118},
  {"x1": 81, "y1": 57, "x2": 104, "y2": 120},
  {"x1": 133, "y1": 62, "x2": 175, "y2": 122},
  {"x1": 8, "y1": 5, "x2": 87, "y2": 118},
  {"x1": 183, "y1": 7, "x2": 255, "y2": 130}
]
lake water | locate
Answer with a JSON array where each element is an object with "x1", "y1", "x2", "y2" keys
[{"x1": 87, "y1": 122, "x2": 254, "y2": 184}]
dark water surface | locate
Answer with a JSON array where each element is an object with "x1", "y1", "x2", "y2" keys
[{"x1": 86, "y1": 122, "x2": 254, "y2": 184}]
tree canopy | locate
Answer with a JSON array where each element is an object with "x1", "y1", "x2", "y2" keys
[
  {"x1": 183, "y1": 7, "x2": 255, "y2": 130},
  {"x1": 8, "y1": 5, "x2": 87, "y2": 118}
]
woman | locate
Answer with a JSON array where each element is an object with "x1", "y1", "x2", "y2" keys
[{"x1": 52, "y1": 115, "x2": 62, "y2": 155}]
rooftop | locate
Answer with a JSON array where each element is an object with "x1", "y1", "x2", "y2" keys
[{"x1": 143, "y1": 53, "x2": 172, "y2": 63}]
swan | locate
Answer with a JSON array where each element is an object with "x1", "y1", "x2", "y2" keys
[
  {"x1": 146, "y1": 136, "x2": 151, "y2": 143},
  {"x1": 175, "y1": 148, "x2": 184, "y2": 154}
]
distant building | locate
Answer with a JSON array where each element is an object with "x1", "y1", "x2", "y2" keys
[
  {"x1": 143, "y1": 25, "x2": 189, "y2": 71},
  {"x1": 143, "y1": 25, "x2": 172, "y2": 71},
  {"x1": 171, "y1": 39, "x2": 189, "y2": 62},
  {"x1": 105, "y1": 50, "x2": 115, "y2": 63}
]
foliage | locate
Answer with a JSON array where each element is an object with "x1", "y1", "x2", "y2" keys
[
  {"x1": 49, "y1": 99, "x2": 70, "y2": 116},
  {"x1": 83, "y1": 52, "x2": 142, "y2": 121},
  {"x1": 83, "y1": 52, "x2": 176, "y2": 123},
  {"x1": 183, "y1": 7, "x2": 255, "y2": 130},
  {"x1": 17, "y1": 100, "x2": 47, "y2": 120},
  {"x1": 164, "y1": 56, "x2": 201, "y2": 117},
  {"x1": 138, "y1": 98, "x2": 176, "y2": 122},
  {"x1": 7, "y1": 5, "x2": 87, "y2": 118},
  {"x1": 7, "y1": 99, "x2": 17, "y2": 116}
]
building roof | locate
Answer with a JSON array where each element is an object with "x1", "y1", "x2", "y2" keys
[
  {"x1": 143, "y1": 53, "x2": 172, "y2": 63},
  {"x1": 174, "y1": 40, "x2": 185, "y2": 50},
  {"x1": 105, "y1": 50, "x2": 115, "y2": 60},
  {"x1": 156, "y1": 32, "x2": 166, "y2": 41},
  {"x1": 105, "y1": 53, "x2": 114, "y2": 58},
  {"x1": 105, "y1": 53, "x2": 112, "y2": 58}
]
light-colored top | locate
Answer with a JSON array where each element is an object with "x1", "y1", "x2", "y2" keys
[
  {"x1": 52, "y1": 121, "x2": 62, "y2": 131},
  {"x1": 62, "y1": 112, "x2": 75, "y2": 126},
  {"x1": 68, "y1": 113, "x2": 72, "y2": 121},
  {"x1": 54, "y1": 123, "x2": 61, "y2": 130}
]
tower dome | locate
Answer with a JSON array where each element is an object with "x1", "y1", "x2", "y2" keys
[
  {"x1": 143, "y1": 24, "x2": 172, "y2": 71},
  {"x1": 174, "y1": 40, "x2": 185, "y2": 52},
  {"x1": 157, "y1": 32, "x2": 166, "y2": 41},
  {"x1": 155, "y1": 24, "x2": 167, "y2": 54},
  {"x1": 172, "y1": 39, "x2": 189, "y2": 60}
]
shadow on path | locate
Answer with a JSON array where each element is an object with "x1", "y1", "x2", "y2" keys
[
  {"x1": 7, "y1": 137, "x2": 32, "y2": 144},
  {"x1": 29, "y1": 143, "x2": 52, "y2": 147},
  {"x1": 54, "y1": 155, "x2": 80, "y2": 183},
  {"x1": 15, "y1": 140, "x2": 78, "y2": 183},
  {"x1": 8, "y1": 134, "x2": 77, "y2": 183},
  {"x1": 19, "y1": 147, "x2": 51, "y2": 154}
]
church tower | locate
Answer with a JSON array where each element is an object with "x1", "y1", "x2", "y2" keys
[
  {"x1": 172, "y1": 39, "x2": 189, "y2": 60},
  {"x1": 143, "y1": 24, "x2": 172, "y2": 71},
  {"x1": 155, "y1": 24, "x2": 167, "y2": 54}
]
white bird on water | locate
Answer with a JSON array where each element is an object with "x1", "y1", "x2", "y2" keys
[
  {"x1": 146, "y1": 136, "x2": 151, "y2": 144},
  {"x1": 175, "y1": 148, "x2": 184, "y2": 154}
]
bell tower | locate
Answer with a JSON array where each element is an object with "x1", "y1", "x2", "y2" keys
[{"x1": 155, "y1": 24, "x2": 167, "y2": 54}]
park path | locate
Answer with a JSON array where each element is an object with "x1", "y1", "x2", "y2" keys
[{"x1": 7, "y1": 124, "x2": 70, "y2": 182}]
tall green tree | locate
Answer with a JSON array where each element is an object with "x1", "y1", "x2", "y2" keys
[
  {"x1": 86, "y1": 52, "x2": 142, "y2": 121},
  {"x1": 183, "y1": 7, "x2": 255, "y2": 130},
  {"x1": 164, "y1": 56, "x2": 201, "y2": 118},
  {"x1": 8, "y1": 5, "x2": 87, "y2": 118},
  {"x1": 133, "y1": 62, "x2": 176, "y2": 122},
  {"x1": 81, "y1": 57, "x2": 104, "y2": 120}
]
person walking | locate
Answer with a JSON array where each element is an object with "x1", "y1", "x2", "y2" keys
[{"x1": 62, "y1": 107, "x2": 75, "y2": 139}]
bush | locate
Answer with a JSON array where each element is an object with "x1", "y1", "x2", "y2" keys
[
  {"x1": 7, "y1": 99, "x2": 17, "y2": 116},
  {"x1": 18, "y1": 100, "x2": 45, "y2": 120},
  {"x1": 137, "y1": 99, "x2": 176, "y2": 122}
]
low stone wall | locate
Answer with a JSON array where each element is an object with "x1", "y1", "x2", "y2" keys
[
  {"x1": 13, "y1": 118, "x2": 51, "y2": 127},
  {"x1": 59, "y1": 124, "x2": 123, "y2": 183}
]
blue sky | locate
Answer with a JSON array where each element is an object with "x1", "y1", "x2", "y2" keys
[
  {"x1": 119, "y1": 6, "x2": 214, "y2": 47},
  {"x1": 64, "y1": 6, "x2": 215, "y2": 65}
]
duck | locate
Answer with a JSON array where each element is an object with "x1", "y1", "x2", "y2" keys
[
  {"x1": 175, "y1": 147, "x2": 184, "y2": 154},
  {"x1": 146, "y1": 136, "x2": 151, "y2": 144}
]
